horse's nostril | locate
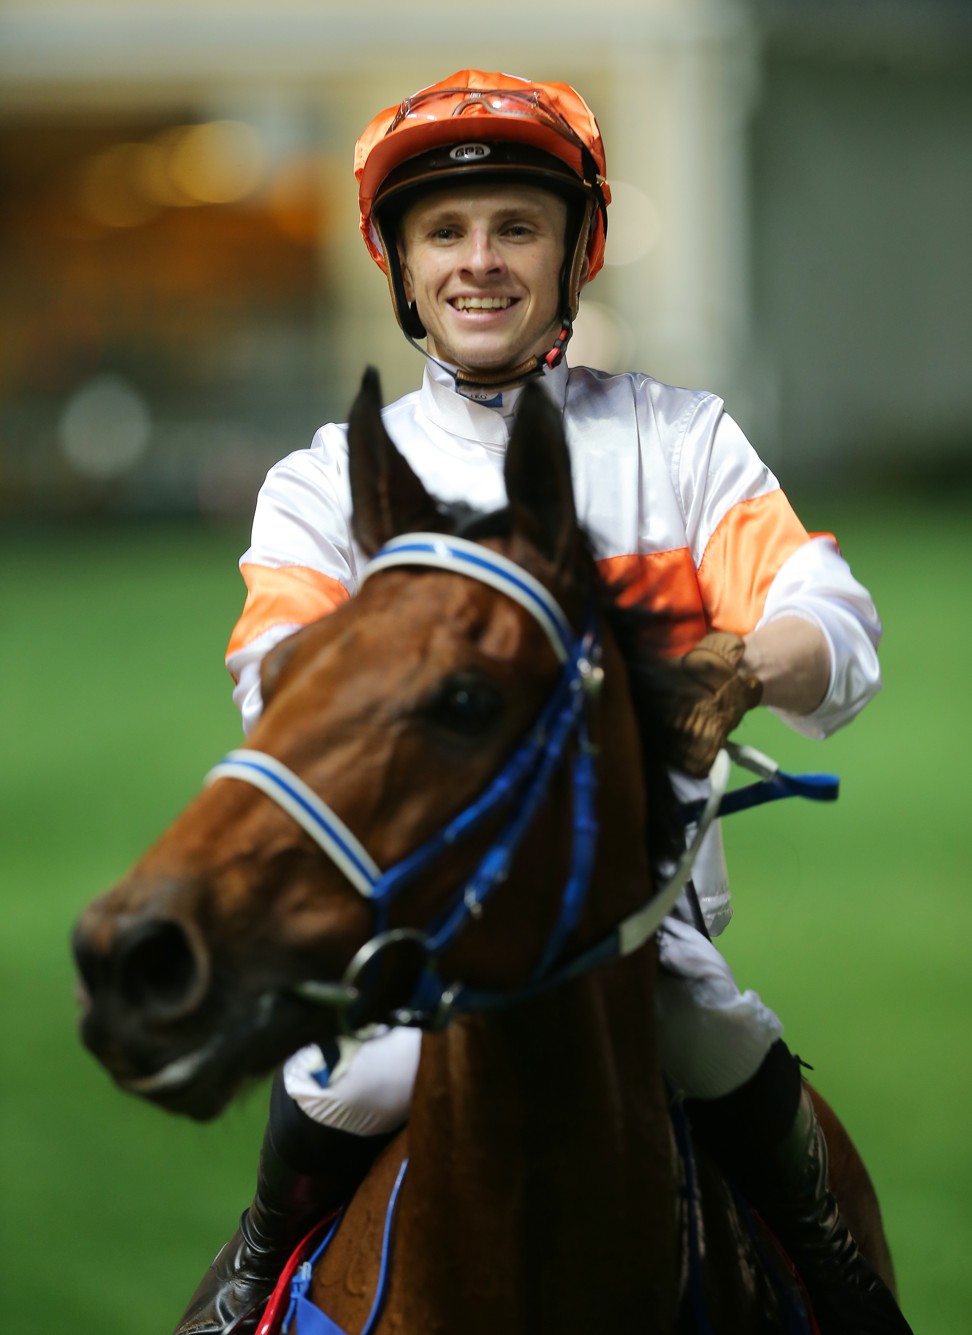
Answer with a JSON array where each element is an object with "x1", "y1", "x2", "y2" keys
[
  {"x1": 72, "y1": 925, "x2": 106, "y2": 1005},
  {"x1": 116, "y1": 919, "x2": 207, "y2": 1020}
]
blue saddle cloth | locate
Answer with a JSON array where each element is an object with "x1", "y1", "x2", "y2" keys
[{"x1": 292, "y1": 1291, "x2": 345, "y2": 1335}]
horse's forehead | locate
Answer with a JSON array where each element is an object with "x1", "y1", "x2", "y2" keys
[
  {"x1": 302, "y1": 571, "x2": 546, "y2": 691},
  {"x1": 358, "y1": 566, "x2": 528, "y2": 636},
  {"x1": 280, "y1": 567, "x2": 549, "y2": 704}
]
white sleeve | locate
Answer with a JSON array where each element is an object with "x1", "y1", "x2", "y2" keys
[
  {"x1": 226, "y1": 425, "x2": 359, "y2": 734},
  {"x1": 231, "y1": 635, "x2": 292, "y2": 736},
  {"x1": 244, "y1": 432, "x2": 358, "y2": 596},
  {"x1": 758, "y1": 535, "x2": 882, "y2": 738}
]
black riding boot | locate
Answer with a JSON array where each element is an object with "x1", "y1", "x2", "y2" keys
[
  {"x1": 173, "y1": 1072, "x2": 393, "y2": 1335},
  {"x1": 687, "y1": 1041, "x2": 913, "y2": 1335}
]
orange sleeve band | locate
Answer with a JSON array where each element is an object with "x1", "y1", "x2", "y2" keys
[
  {"x1": 596, "y1": 548, "x2": 707, "y2": 655},
  {"x1": 696, "y1": 490, "x2": 810, "y2": 635},
  {"x1": 227, "y1": 501, "x2": 811, "y2": 666},
  {"x1": 226, "y1": 563, "x2": 350, "y2": 660}
]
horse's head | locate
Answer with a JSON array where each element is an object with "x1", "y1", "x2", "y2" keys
[{"x1": 73, "y1": 370, "x2": 680, "y2": 1120}]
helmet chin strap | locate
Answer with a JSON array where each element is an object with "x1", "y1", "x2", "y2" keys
[{"x1": 403, "y1": 311, "x2": 574, "y2": 394}]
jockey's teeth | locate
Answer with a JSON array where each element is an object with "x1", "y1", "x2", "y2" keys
[{"x1": 454, "y1": 297, "x2": 512, "y2": 311}]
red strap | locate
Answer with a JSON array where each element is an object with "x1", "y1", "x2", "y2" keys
[{"x1": 254, "y1": 1211, "x2": 340, "y2": 1335}]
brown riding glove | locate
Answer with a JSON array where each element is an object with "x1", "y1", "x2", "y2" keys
[{"x1": 671, "y1": 632, "x2": 763, "y2": 778}]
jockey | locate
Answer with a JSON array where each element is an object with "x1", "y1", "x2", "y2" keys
[{"x1": 175, "y1": 71, "x2": 911, "y2": 1335}]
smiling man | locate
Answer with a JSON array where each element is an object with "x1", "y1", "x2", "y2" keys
[
  {"x1": 397, "y1": 183, "x2": 572, "y2": 378},
  {"x1": 174, "y1": 72, "x2": 911, "y2": 1335}
]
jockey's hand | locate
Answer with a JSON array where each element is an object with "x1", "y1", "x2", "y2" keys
[{"x1": 671, "y1": 632, "x2": 762, "y2": 778}]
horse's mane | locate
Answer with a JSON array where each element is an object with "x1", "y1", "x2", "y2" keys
[
  {"x1": 450, "y1": 505, "x2": 686, "y2": 873},
  {"x1": 600, "y1": 593, "x2": 687, "y2": 869}
]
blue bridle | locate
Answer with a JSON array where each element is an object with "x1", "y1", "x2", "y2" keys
[{"x1": 205, "y1": 533, "x2": 837, "y2": 1032}]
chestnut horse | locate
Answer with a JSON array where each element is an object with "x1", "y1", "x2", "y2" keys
[{"x1": 74, "y1": 372, "x2": 894, "y2": 1333}]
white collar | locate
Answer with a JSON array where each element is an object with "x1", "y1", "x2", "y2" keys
[{"x1": 420, "y1": 357, "x2": 570, "y2": 449}]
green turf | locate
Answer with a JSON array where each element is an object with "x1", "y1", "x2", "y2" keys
[
  {"x1": 1, "y1": 501, "x2": 967, "y2": 1332},
  {"x1": 719, "y1": 492, "x2": 972, "y2": 1329}
]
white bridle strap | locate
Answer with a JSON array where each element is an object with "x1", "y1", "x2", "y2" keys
[
  {"x1": 203, "y1": 749, "x2": 381, "y2": 897},
  {"x1": 617, "y1": 749, "x2": 729, "y2": 956},
  {"x1": 361, "y1": 534, "x2": 574, "y2": 663}
]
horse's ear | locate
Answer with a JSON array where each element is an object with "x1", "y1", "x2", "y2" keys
[
  {"x1": 348, "y1": 367, "x2": 441, "y2": 555},
  {"x1": 505, "y1": 382, "x2": 580, "y2": 574}
]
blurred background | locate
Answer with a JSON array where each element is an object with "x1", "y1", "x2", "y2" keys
[{"x1": 2, "y1": 0, "x2": 969, "y2": 1331}]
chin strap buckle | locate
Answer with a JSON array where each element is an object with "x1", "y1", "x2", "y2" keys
[{"x1": 543, "y1": 317, "x2": 573, "y2": 370}]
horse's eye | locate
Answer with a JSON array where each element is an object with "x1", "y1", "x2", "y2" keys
[{"x1": 424, "y1": 676, "x2": 503, "y2": 737}]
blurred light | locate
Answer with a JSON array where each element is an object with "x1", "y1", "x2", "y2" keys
[
  {"x1": 570, "y1": 301, "x2": 632, "y2": 370},
  {"x1": 168, "y1": 120, "x2": 265, "y2": 205},
  {"x1": 602, "y1": 180, "x2": 661, "y2": 267},
  {"x1": 131, "y1": 136, "x2": 197, "y2": 208},
  {"x1": 59, "y1": 374, "x2": 151, "y2": 479},
  {"x1": 266, "y1": 154, "x2": 331, "y2": 243},
  {"x1": 77, "y1": 144, "x2": 161, "y2": 228}
]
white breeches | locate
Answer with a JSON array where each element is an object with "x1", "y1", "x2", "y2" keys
[
  {"x1": 283, "y1": 916, "x2": 783, "y2": 1133},
  {"x1": 654, "y1": 916, "x2": 783, "y2": 1099}
]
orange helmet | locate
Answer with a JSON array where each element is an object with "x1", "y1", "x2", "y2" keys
[{"x1": 354, "y1": 71, "x2": 611, "y2": 381}]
